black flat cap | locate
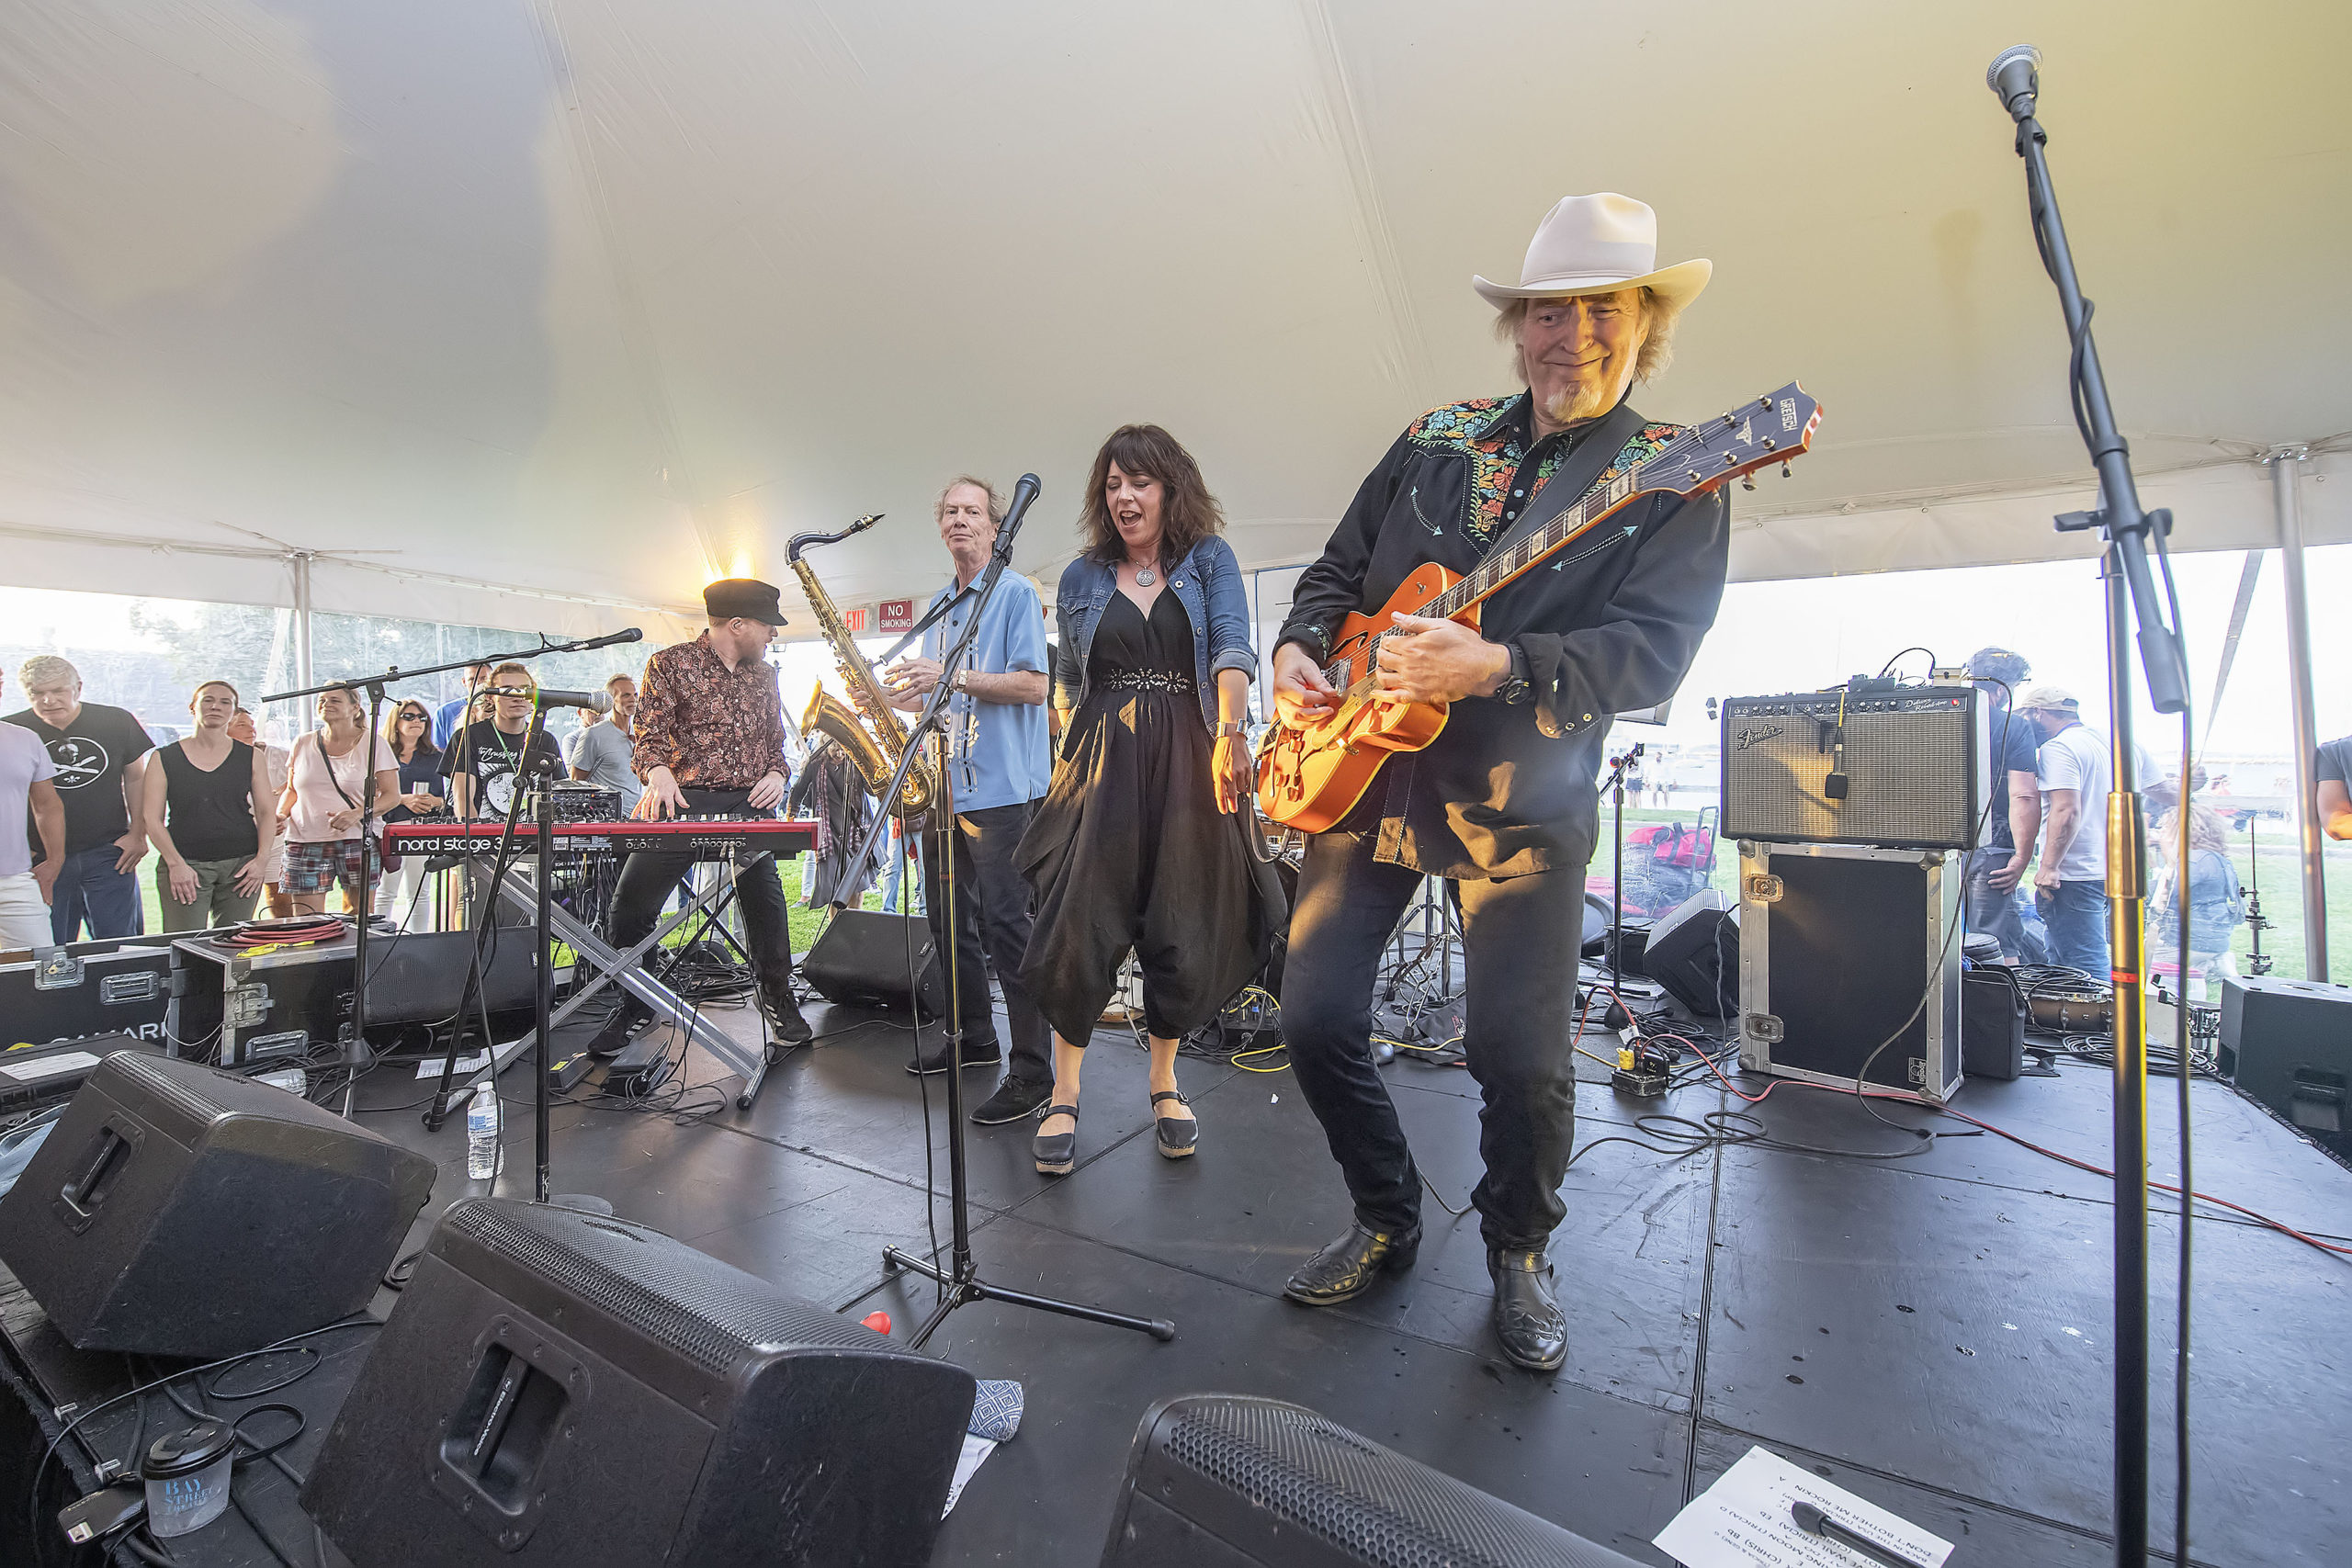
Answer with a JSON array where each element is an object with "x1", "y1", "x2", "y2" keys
[{"x1": 703, "y1": 578, "x2": 787, "y2": 626}]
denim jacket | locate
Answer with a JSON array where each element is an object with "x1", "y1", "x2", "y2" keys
[{"x1": 1052, "y1": 535, "x2": 1256, "y2": 732}]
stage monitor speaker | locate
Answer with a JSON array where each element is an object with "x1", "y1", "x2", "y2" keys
[
  {"x1": 2220, "y1": 975, "x2": 2352, "y2": 1159},
  {"x1": 800, "y1": 908, "x2": 947, "y2": 1017},
  {"x1": 0, "y1": 1053, "x2": 435, "y2": 1358},
  {"x1": 1099, "y1": 1393, "x2": 1643, "y2": 1567},
  {"x1": 300, "y1": 1198, "x2": 976, "y2": 1568},
  {"x1": 1962, "y1": 966, "x2": 2028, "y2": 1082},
  {"x1": 1720, "y1": 685, "x2": 1988, "y2": 851},
  {"x1": 1644, "y1": 891, "x2": 1738, "y2": 1017}
]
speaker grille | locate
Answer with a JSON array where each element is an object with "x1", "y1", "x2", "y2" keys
[
  {"x1": 443, "y1": 1200, "x2": 881, "y2": 1375},
  {"x1": 1721, "y1": 690, "x2": 1983, "y2": 850},
  {"x1": 1160, "y1": 1397, "x2": 1585, "y2": 1568}
]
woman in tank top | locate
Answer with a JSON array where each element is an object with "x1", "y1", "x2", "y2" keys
[
  {"x1": 142, "y1": 681, "x2": 277, "y2": 932},
  {"x1": 275, "y1": 687, "x2": 399, "y2": 917}
]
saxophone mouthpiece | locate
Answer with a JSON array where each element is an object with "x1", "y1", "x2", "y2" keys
[
  {"x1": 786, "y1": 512, "x2": 885, "y2": 562},
  {"x1": 850, "y1": 513, "x2": 883, "y2": 533}
]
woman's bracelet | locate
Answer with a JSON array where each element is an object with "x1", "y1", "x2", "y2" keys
[{"x1": 1215, "y1": 721, "x2": 1246, "y2": 738}]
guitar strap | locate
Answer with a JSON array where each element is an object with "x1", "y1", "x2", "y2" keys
[{"x1": 1475, "y1": 396, "x2": 1649, "y2": 570}]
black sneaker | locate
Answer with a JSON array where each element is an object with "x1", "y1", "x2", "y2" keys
[
  {"x1": 907, "y1": 1038, "x2": 1004, "y2": 1076},
  {"x1": 971, "y1": 1077, "x2": 1053, "y2": 1125},
  {"x1": 586, "y1": 1007, "x2": 647, "y2": 1058},
  {"x1": 763, "y1": 995, "x2": 814, "y2": 1044}
]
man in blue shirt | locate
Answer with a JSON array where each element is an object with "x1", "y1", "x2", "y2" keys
[
  {"x1": 431, "y1": 663, "x2": 494, "y2": 750},
  {"x1": 885, "y1": 477, "x2": 1056, "y2": 1124},
  {"x1": 1963, "y1": 647, "x2": 2047, "y2": 964}
]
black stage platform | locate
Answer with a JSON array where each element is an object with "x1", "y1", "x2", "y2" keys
[{"x1": 7, "y1": 983, "x2": 2348, "y2": 1567}]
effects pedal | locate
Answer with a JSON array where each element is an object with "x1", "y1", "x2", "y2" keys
[{"x1": 601, "y1": 1034, "x2": 674, "y2": 1097}]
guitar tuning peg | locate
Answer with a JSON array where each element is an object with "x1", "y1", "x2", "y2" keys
[
  {"x1": 1781, "y1": 462, "x2": 1792, "y2": 479},
  {"x1": 1742, "y1": 475, "x2": 1757, "y2": 491}
]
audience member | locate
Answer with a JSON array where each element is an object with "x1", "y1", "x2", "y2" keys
[
  {"x1": 566, "y1": 673, "x2": 644, "y2": 814},
  {"x1": 4, "y1": 655, "x2": 154, "y2": 942},
  {"x1": 380, "y1": 698, "x2": 447, "y2": 929},
  {"x1": 2319, "y1": 730, "x2": 2351, "y2": 841},
  {"x1": 229, "y1": 707, "x2": 293, "y2": 916},
  {"x1": 0, "y1": 671, "x2": 64, "y2": 951},
  {"x1": 443, "y1": 663, "x2": 564, "y2": 820},
  {"x1": 143, "y1": 681, "x2": 276, "y2": 932},
  {"x1": 277, "y1": 688, "x2": 399, "y2": 917},
  {"x1": 1962, "y1": 647, "x2": 2044, "y2": 964},
  {"x1": 432, "y1": 662, "x2": 494, "y2": 750},
  {"x1": 2019, "y1": 684, "x2": 2111, "y2": 976},
  {"x1": 2145, "y1": 799, "x2": 2245, "y2": 994}
]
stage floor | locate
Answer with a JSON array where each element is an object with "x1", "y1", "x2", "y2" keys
[{"x1": 23, "y1": 978, "x2": 2347, "y2": 1567}]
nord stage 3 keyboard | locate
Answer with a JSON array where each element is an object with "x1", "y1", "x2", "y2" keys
[{"x1": 383, "y1": 816, "x2": 819, "y2": 860}]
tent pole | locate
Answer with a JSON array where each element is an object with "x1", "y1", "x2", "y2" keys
[
  {"x1": 2267, "y1": 446, "x2": 2326, "y2": 982},
  {"x1": 291, "y1": 551, "x2": 316, "y2": 694}
]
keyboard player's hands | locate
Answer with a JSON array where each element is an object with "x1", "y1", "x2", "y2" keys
[{"x1": 638, "y1": 767, "x2": 686, "y2": 820}]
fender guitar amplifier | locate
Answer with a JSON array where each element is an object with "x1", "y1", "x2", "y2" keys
[
  {"x1": 301, "y1": 1198, "x2": 975, "y2": 1568},
  {"x1": 1100, "y1": 1393, "x2": 1644, "y2": 1566},
  {"x1": 1721, "y1": 685, "x2": 1989, "y2": 851},
  {"x1": 1737, "y1": 841, "x2": 1963, "y2": 1105}
]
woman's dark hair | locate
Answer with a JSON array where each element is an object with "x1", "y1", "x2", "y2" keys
[{"x1": 1080, "y1": 424, "x2": 1225, "y2": 568}]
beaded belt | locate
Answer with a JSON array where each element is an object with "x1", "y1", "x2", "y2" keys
[{"x1": 1101, "y1": 670, "x2": 1195, "y2": 694}]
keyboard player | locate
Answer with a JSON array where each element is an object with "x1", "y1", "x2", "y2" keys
[{"x1": 590, "y1": 579, "x2": 814, "y2": 1054}]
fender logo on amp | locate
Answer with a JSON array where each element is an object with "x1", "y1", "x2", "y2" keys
[{"x1": 1734, "y1": 724, "x2": 1785, "y2": 750}]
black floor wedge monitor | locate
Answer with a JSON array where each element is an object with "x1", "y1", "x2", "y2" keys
[
  {"x1": 301, "y1": 1198, "x2": 977, "y2": 1568},
  {"x1": 0, "y1": 1051, "x2": 434, "y2": 1359},
  {"x1": 1101, "y1": 1393, "x2": 1644, "y2": 1566}
]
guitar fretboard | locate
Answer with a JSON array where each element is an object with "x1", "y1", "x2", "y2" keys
[{"x1": 1368, "y1": 425, "x2": 1702, "y2": 662}]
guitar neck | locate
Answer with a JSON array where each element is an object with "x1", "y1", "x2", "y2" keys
[{"x1": 1418, "y1": 458, "x2": 1659, "y2": 624}]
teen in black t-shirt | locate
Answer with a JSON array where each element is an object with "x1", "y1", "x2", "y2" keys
[{"x1": 440, "y1": 667, "x2": 565, "y2": 819}]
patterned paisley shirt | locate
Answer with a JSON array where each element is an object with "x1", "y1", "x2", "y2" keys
[
  {"x1": 631, "y1": 631, "x2": 786, "y2": 791},
  {"x1": 1277, "y1": 391, "x2": 1730, "y2": 878}
]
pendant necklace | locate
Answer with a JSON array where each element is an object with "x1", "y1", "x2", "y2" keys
[{"x1": 1132, "y1": 559, "x2": 1157, "y2": 587}]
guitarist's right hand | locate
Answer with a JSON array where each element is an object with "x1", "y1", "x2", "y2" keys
[{"x1": 1272, "y1": 644, "x2": 1339, "y2": 730}]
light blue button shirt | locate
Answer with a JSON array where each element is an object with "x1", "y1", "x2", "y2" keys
[{"x1": 923, "y1": 570, "x2": 1052, "y2": 813}]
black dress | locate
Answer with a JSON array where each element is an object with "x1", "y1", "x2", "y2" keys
[{"x1": 1019, "y1": 590, "x2": 1261, "y2": 1043}]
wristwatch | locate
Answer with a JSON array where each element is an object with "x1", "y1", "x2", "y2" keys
[
  {"x1": 1493, "y1": 643, "x2": 1533, "y2": 706},
  {"x1": 952, "y1": 668, "x2": 970, "y2": 694}
]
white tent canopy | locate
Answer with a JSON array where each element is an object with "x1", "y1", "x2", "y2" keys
[{"x1": 1, "y1": 0, "x2": 2346, "y2": 638}]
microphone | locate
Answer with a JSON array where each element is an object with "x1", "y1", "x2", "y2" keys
[
  {"x1": 577, "y1": 627, "x2": 644, "y2": 650},
  {"x1": 534, "y1": 689, "x2": 613, "y2": 714},
  {"x1": 995, "y1": 473, "x2": 1042, "y2": 552},
  {"x1": 1986, "y1": 44, "x2": 2041, "y2": 120}
]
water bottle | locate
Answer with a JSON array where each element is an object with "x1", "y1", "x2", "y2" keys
[{"x1": 465, "y1": 1088, "x2": 502, "y2": 1182}]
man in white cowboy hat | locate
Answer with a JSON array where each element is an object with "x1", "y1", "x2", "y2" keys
[{"x1": 1268, "y1": 193, "x2": 1731, "y2": 1372}]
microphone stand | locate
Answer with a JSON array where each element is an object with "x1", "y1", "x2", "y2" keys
[
  {"x1": 264, "y1": 628, "x2": 643, "y2": 1121},
  {"x1": 845, "y1": 476, "x2": 1175, "y2": 1348},
  {"x1": 1991, "y1": 50, "x2": 2191, "y2": 1568},
  {"x1": 1603, "y1": 743, "x2": 1643, "y2": 1001}
]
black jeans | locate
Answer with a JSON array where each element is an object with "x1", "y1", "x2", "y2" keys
[
  {"x1": 1281, "y1": 828, "x2": 1583, "y2": 1251},
  {"x1": 920, "y1": 799, "x2": 1049, "y2": 1086},
  {"x1": 606, "y1": 788, "x2": 799, "y2": 1016}
]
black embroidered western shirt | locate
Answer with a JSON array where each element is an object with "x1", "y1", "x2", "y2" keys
[{"x1": 1276, "y1": 391, "x2": 1729, "y2": 878}]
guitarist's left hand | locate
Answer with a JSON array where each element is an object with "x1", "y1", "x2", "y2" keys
[{"x1": 1375, "y1": 615, "x2": 1513, "y2": 705}]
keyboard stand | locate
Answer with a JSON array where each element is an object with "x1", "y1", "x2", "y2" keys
[{"x1": 462, "y1": 858, "x2": 777, "y2": 1110}]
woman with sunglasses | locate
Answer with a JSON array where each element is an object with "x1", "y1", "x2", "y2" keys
[{"x1": 379, "y1": 701, "x2": 447, "y2": 930}]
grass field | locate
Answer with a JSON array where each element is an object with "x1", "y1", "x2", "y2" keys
[{"x1": 1594, "y1": 805, "x2": 2352, "y2": 984}]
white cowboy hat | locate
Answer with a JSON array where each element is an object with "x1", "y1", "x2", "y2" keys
[{"x1": 1474, "y1": 193, "x2": 1712, "y2": 310}]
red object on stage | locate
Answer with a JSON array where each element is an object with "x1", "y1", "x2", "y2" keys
[{"x1": 862, "y1": 1312, "x2": 892, "y2": 1335}]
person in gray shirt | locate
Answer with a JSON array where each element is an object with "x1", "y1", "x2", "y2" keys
[{"x1": 565, "y1": 673, "x2": 643, "y2": 814}]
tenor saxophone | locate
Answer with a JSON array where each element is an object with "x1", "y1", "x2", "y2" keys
[{"x1": 786, "y1": 514, "x2": 938, "y2": 819}]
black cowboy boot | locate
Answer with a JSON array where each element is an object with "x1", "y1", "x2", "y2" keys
[
  {"x1": 1487, "y1": 1247, "x2": 1566, "y2": 1371},
  {"x1": 1283, "y1": 1224, "x2": 1420, "y2": 1307}
]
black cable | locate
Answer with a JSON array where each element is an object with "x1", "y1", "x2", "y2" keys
[
  {"x1": 1875, "y1": 646, "x2": 1939, "y2": 679},
  {"x1": 2154, "y1": 499, "x2": 2197, "y2": 1568}
]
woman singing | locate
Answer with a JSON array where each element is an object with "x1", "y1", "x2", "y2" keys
[{"x1": 1019, "y1": 424, "x2": 1262, "y2": 1175}]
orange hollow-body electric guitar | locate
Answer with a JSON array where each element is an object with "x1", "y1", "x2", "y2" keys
[{"x1": 1257, "y1": 383, "x2": 1822, "y2": 831}]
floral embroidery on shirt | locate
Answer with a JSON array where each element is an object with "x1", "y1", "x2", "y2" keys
[{"x1": 1405, "y1": 395, "x2": 1686, "y2": 546}]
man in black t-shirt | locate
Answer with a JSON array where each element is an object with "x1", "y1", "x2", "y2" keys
[
  {"x1": 441, "y1": 662, "x2": 566, "y2": 820},
  {"x1": 5, "y1": 654, "x2": 155, "y2": 942},
  {"x1": 2319, "y1": 733, "x2": 2352, "y2": 842},
  {"x1": 1963, "y1": 647, "x2": 2045, "y2": 964}
]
